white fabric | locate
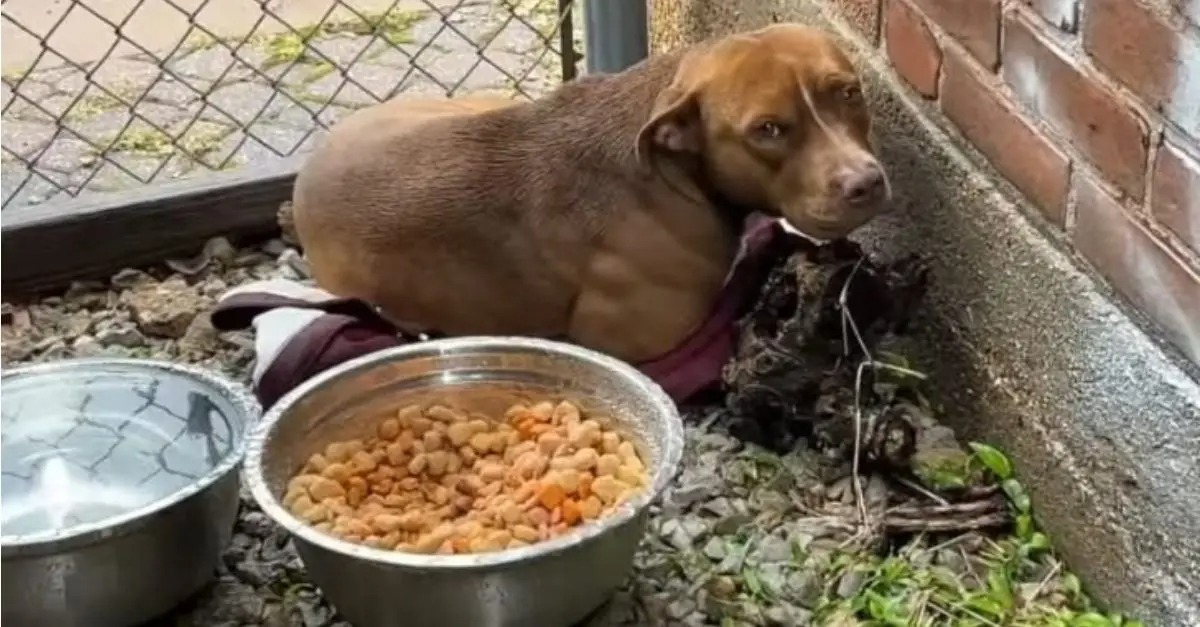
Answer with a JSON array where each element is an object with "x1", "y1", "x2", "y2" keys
[
  {"x1": 221, "y1": 278, "x2": 338, "y2": 303},
  {"x1": 249, "y1": 308, "x2": 325, "y2": 386}
]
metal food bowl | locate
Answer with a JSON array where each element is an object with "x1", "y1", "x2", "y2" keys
[
  {"x1": 244, "y1": 336, "x2": 685, "y2": 627},
  {"x1": 1, "y1": 358, "x2": 258, "y2": 627}
]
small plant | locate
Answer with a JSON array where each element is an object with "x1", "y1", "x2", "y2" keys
[
  {"x1": 66, "y1": 93, "x2": 126, "y2": 122},
  {"x1": 105, "y1": 125, "x2": 227, "y2": 160},
  {"x1": 109, "y1": 128, "x2": 175, "y2": 157},
  {"x1": 814, "y1": 444, "x2": 1145, "y2": 627},
  {"x1": 257, "y1": 9, "x2": 425, "y2": 68},
  {"x1": 183, "y1": 32, "x2": 221, "y2": 53}
]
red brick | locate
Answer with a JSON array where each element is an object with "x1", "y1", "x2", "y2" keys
[
  {"x1": 940, "y1": 49, "x2": 1071, "y2": 225},
  {"x1": 1083, "y1": 0, "x2": 1200, "y2": 139},
  {"x1": 834, "y1": 0, "x2": 883, "y2": 43},
  {"x1": 1073, "y1": 175, "x2": 1200, "y2": 365},
  {"x1": 1003, "y1": 12, "x2": 1150, "y2": 199},
  {"x1": 1152, "y1": 137, "x2": 1200, "y2": 253},
  {"x1": 1021, "y1": 0, "x2": 1078, "y2": 32},
  {"x1": 910, "y1": 0, "x2": 1001, "y2": 69},
  {"x1": 885, "y1": 0, "x2": 942, "y2": 97}
]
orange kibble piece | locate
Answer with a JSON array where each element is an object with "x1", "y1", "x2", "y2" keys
[
  {"x1": 580, "y1": 495, "x2": 603, "y2": 520},
  {"x1": 515, "y1": 419, "x2": 537, "y2": 440},
  {"x1": 378, "y1": 418, "x2": 401, "y2": 440},
  {"x1": 537, "y1": 483, "x2": 567, "y2": 509},
  {"x1": 561, "y1": 499, "x2": 582, "y2": 525}
]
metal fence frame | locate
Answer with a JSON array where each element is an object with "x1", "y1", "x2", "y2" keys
[{"x1": 1, "y1": 0, "x2": 648, "y2": 297}]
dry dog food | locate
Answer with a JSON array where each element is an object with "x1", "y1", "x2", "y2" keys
[{"x1": 283, "y1": 400, "x2": 648, "y2": 554}]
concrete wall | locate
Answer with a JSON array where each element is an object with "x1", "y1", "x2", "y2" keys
[{"x1": 648, "y1": 0, "x2": 1200, "y2": 624}]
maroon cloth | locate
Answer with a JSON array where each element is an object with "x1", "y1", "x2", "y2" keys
[
  {"x1": 635, "y1": 218, "x2": 786, "y2": 401},
  {"x1": 211, "y1": 219, "x2": 791, "y2": 410}
]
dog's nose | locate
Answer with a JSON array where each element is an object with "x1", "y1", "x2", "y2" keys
[{"x1": 838, "y1": 163, "x2": 886, "y2": 205}]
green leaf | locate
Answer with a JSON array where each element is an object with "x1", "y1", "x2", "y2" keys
[
  {"x1": 1071, "y1": 612, "x2": 1116, "y2": 627},
  {"x1": 968, "y1": 442, "x2": 1014, "y2": 479},
  {"x1": 742, "y1": 568, "x2": 765, "y2": 598},
  {"x1": 986, "y1": 568, "x2": 1014, "y2": 609},
  {"x1": 867, "y1": 592, "x2": 889, "y2": 619},
  {"x1": 790, "y1": 540, "x2": 808, "y2": 564},
  {"x1": 1002, "y1": 478, "x2": 1032, "y2": 513},
  {"x1": 1027, "y1": 532, "x2": 1051, "y2": 552},
  {"x1": 1015, "y1": 513, "x2": 1034, "y2": 540},
  {"x1": 1062, "y1": 573, "x2": 1083, "y2": 599},
  {"x1": 964, "y1": 593, "x2": 1007, "y2": 618}
]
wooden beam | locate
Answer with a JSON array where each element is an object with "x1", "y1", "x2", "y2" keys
[{"x1": 1, "y1": 157, "x2": 303, "y2": 299}]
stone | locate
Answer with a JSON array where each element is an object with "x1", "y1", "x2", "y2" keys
[
  {"x1": 836, "y1": 570, "x2": 866, "y2": 598},
  {"x1": 702, "y1": 536, "x2": 728, "y2": 561},
  {"x1": 278, "y1": 248, "x2": 312, "y2": 279},
  {"x1": 787, "y1": 571, "x2": 824, "y2": 609},
  {"x1": 179, "y1": 313, "x2": 220, "y2": 357},
  {"x1": 756, "y1": 535, "x2": 794, "y2": 563},
  {"x1": 122, "y1": 277, "x2": 211, "y2": 339},
  {"x1": 765, "y1": 604, "x2": 813, "y2": 626},
  {"x1": 665, "y1": 598, "x2": 697, "y2": 620},
  {"x1": 700, "y1": 496, "x2": 736, "y2": 518},
  {"x1": 94, "y1": 320, "x2": 146, "y2": 348},
  {"x1": 71, "y1": 335, "x2": 105, "y2": 357},
  {"x1": 712, "y1": 512, "x2": 753, "y2": 535},
  {"x1": 110, "y1": 268, "x2": 154, "y2": 289}
]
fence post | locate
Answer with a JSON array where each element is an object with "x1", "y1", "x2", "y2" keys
[{"x1": 583, "y1": 0, "x2": 649, "y2": 74}]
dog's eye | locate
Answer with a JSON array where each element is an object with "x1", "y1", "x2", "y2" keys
[
  {"x1": 756, "y1": 121, "x2": 785, "y2": 139},
  {"x1": 841, "y1": 85, "x2": 863, "y2": 101}
]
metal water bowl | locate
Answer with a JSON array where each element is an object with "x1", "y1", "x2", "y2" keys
[{"x1": 1, "y1": 358, "x2": 258, "y2": 627}]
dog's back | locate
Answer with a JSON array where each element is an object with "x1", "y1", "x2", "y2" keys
[{"x1": 291, "y1": 68, "x2": 676, "y2": 342}]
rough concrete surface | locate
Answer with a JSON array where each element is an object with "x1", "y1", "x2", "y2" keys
[{"x1": 649, "y1": 0, "x2": 1200, "y2": 624}]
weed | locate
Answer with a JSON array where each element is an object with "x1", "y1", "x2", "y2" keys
[
  {"x1": 815, "y1": 445, "x2": 1145, "y2": 627},
  {"x1": 106, "y1": 125, "x2": 227, "y2": 160},
  {"x1": 109, "y1": 128, "x2": 175, "y2": 157},
  {"x1": 180, "y1": 32, "x2": 222, "y2": 54},
  {"x1": 66, "y1": 93, "x2": 126, "y2": 122},
  {"x1": 256, "y1": 9, "x2": 426, "y2": 68},
  {"x1": 304, "y1": 61, "x2": 337, "y2": 84}
]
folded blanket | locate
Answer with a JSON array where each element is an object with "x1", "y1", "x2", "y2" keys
[{"x1": 210, "y1": 217, "x2": 803, "y2": 410}]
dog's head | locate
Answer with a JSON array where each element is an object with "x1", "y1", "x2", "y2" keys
[{"x1": 637, "y1": 24, "x2": 891, "y2": 240}]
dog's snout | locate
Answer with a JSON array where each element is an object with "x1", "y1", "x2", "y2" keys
[{"x1": 837, "y1": 162, "x2": 886, "y2": 205}]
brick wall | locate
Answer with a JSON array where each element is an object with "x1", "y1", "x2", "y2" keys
[{"x1": 834, "y1": 0, "x2": 1200, "y2": 365}]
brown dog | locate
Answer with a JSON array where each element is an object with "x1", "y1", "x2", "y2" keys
[{"x1": 290, "y1": 23, "x2": 891, "y2": 365}]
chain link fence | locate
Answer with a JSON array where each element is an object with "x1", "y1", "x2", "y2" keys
[{"x1": 1, "y1": 0, "x2": 582, "y2": 211}]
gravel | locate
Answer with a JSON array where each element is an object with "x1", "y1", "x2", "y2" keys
[{"x1": 1, "y1": 237, "x2": 1120, "y2": 626}]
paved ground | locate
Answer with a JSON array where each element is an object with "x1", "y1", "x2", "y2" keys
[{"x1": 1, "y1": 0, "x2": 576, "y2": 211}]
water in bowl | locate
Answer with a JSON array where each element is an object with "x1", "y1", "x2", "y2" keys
[{"x1": 1, "y1": 364, "x2": 240, "y2": 540}]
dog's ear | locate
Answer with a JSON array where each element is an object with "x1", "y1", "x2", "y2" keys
[{"x1": 636, "y1": 76, "x2": 704, "y2": 169}]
